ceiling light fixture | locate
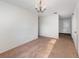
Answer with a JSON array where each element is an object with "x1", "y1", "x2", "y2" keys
[{"x1": 35, "y1": 0, "x2": 46, "y2": 13}]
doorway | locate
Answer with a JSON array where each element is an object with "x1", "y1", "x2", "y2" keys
[{"x1": 59, "y1": 15, "x2": 72, "y2": 36}]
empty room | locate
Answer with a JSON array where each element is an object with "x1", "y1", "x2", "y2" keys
[{"x1": 0, "y1": 0, "x2": 79, "y2": 58}]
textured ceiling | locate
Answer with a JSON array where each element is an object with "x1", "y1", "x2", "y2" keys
[{"x1": 0, "y1": 0, "x2": 78, "y2": 17}]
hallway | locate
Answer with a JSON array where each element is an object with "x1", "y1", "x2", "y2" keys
[{"x1": 0, "y1": 34, "x2": 77, "y2": 58}]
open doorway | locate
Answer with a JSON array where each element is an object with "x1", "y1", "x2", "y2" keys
[{"x1": 59, "y1": 15, "x2": 72, "y2": 37}]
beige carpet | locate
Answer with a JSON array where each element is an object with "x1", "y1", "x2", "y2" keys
[{"x1": 0, "y1": 34, "x2": 77, "y2": 58}]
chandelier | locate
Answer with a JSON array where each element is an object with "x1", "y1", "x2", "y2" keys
[{"x1": 35, "y1": 0, "x2": 46, "y2": 13}]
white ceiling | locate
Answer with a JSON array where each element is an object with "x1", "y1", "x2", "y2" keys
[
  {"x1": 46, "y1": 0, "x2": 78, "y2": 17},
  {"x1": 0, "y1": 0, "x2": 78, "y2": 17},
  {"x1": 0, "y1": 0, "x2": 35, "y2": 11}
]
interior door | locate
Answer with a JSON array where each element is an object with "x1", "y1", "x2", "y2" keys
[{"x1": 72, "y1": 14, "x2": 78, "y2": 51}]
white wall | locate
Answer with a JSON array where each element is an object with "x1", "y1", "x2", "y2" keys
[
  {"x1": 0, "y1": 1, "x2": 38, "y2": 53},
  {"x1": 59, "y1": 17, "x2": 72, "y2": 34},
  {"x1": 75, "y1": 2, "x2": 79, "y2": 56},
  {"x1": 39, "y1": 14, "x2": 59, "y2": 39},
  {"x1": 71, "y1": 1, "x2": 79, "y2": 55}
]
